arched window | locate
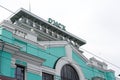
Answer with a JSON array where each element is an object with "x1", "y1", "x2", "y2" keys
[{"x1": 61, "y1": 64, "x2": 79, "y2": 80}]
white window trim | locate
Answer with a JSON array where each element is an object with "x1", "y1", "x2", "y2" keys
[{"x1": 55, "y1": 57, "x2": 86, "y2": 80}]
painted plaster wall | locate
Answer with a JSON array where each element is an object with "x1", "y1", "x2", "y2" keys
[
  {"x1": 0, "y1": 27, "x2": 13, "y2": 44},
  {"x1": 0, "y1": 51, "x2": 12, "y2": 77},
  {"x1": 27, "y1": 72, "x2": 42, "y2": 80},
  {"x1": 0, "y1": 27, "x2": 115, "y2": 80},
  {"x1": 0, "y1": 27, "x2": 65, "y2": 68},
  {"x1": 15, "y1": 40, "x2": 65, "y2": 68},
  {"x1": 72, "y1": 51, "x2": 115, "y2": 80},
  {"x1": 0, "y1": 27, "x2": 65, "y2": 79}
]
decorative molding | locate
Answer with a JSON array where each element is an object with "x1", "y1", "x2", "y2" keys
[
  {"x1": 0, "y1": 20, "x2": 46, "y2": 50},
  {"x1": 38, "y1": 40, "x2": 89, "y2": 63},
  {"x1": 0, "y1": 40, "x2": 45, "y2": 73},
  {"x1": 38, "y1": 41, "x2": 67, "y2": 48},
  {"x1": 0, "y1": 41, "x2": 45, "y2": 66},
  {"x1": 88, "y1": 63, "x2": 115, "y2": 73},
  {"x1": 55, "y1": 57, "x2": 86, "y2": 80},
  {"x1": 0, "y1": 40, "x2": 20, "y2": 53},
  {"x1": 14, "y1": 35, "x2": 46, "y2": 50},
  {"x1": 11, "y1": 58, "x2": 16, "y2": 68},
  {"x1": 41, "y1": 66, "x2": 56, "y2": 75},
  {"x1": 27, "y1": 63, "x2": 42, "y2": 76},
  {"x1": 12, "y1": 51, "x2": 45, "y2": 67},
  {"x1": 9, "y1": 8, "x2": 86, "y2": 46},
  {"x1": 71, "y1": 44, "x2": 89, "y2": 62},
  {"x1": 90, "y1": 57, "x2": 107, "y2": 66},
  {"x1": 0, "y1": 21, "x2": 88, "y2": 63},
  {"x1": 65, "y1": 44, "x2": 72, "y2": 59}
]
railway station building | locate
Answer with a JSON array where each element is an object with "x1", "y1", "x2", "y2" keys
[{"x1": 0, "y1": 8, "x2": 115, "y2": 80}]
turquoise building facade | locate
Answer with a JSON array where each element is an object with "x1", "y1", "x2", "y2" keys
[{"x1": 0, "y1": 8, "x2": 115, "y2": 80}]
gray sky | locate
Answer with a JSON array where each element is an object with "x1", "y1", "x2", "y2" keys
[{"x1": 0, "y1": 0, "x2": 120, "y2": 77}]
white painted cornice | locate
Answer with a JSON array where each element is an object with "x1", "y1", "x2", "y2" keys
[
  {"x1": 70, "y1": 44, "x2": 89, "y2": 62},
  {"x1": 41, "y1": 66, "x2": 56, "y2": 75},
  {"x1": 38, "y1": 40, "x2": 89, "y2": 63},
  {"x1": 38, "y1": 41, "x2": 68, "y2": 48},
  {"x1": 87, "y1": 63, "x2": 115, "y2": 72},
  {"x1": 0, "y1": 40, "x2": 45, "y2": 66}
]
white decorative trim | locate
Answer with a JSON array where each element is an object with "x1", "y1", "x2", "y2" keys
[
  {"x1": 11, "y1": 58, "x2": 16, "y2": 68},
  {"x1": 27, "y1": 63, "x2": 42, "y2": 76},
  {"x1": 41, "y1": 66, "x2": 56, "y2": 75},
  {"x1": 88, "y1": 57, "x2": 115, "y2": 72},
  {"x1": 12, "y1": 51, "x2": 44, "y2": 67},
  {"x1": 0, "y1": 40, "x2": 45, "y2": 67},
  {"x1": 71, "y1": 45, "x2": 89, "y2": 62},
  {"x1": 0, "y1": 41, "x2": 44, "y2": 76},
  {"x1": 0, "y1": 41, "x2": 20, "y2": 54},
  {"x1": 38, "y1": 41, "x2": 89, "y2": 62},
  {"x1": 55, "y1": 57, "x2": 86, "y2": 80},
  {"x1": 38, "y1": 41, "x2": 67, "y2": 48},
  {"x1": 65, "y1": 44, "x2": 72, "y2": 59},
  {"x1": 0, "y1": 20, "x2": 46, "y2": 50}
]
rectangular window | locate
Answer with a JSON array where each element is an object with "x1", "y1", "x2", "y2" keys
[
  {"x1": 42, "y1": 72, "x2": 54, "y2": 80},
  {"x1": 15, "y1": 65, "x2": 25, "y2": 80}
]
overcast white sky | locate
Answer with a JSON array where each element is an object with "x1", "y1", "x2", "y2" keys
[{"x1": 0, "y1": 0, "x2": 120, "y2": 77}]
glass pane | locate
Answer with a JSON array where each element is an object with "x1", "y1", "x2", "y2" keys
[
  {"x1": 61, "y1": 64, "x2": 79, "y2": 80},
  {"x1": 42, "y1": 73, "x2": 54, "y2": 80},
  {"x1": 15, "y1": 65, "x2": 25, "y2": 80}
]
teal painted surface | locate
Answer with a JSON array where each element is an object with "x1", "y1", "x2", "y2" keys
[
  {"x1": 26, "y1": 42, "x2": 65, "y2": 68},
  {"x1": 106, "y1": 72, "x2": 116, "y2": 80},
  {"x1": 13, "y1": 39, "x2": 65, "y2": 68},
  {"x1": 16, "y1": 59, "x2": 27, "y2": 66},
  {"x1": 0, "y1": 26, "x2": 65, "y2": 68},
  {"x1": 0, "y1": 28, "x2": 13, "y2": 43},
  {"x1": 14, "y1": 38, "x2": 63, "y2": 68},
  {"x1": 72, "y1": 51, "x2": 93, "y2": 79},
  {"x1": 14, "y1": 39, "x2": 27, "y2": 51},
  {"x1": 0, "y1": 26, "x2": 115, "y2": 80},
  {"x1": 11, "y1": 68, "x2": 15, "y2": 78},
  {"x1": 46, "y1": 47, "x2": 65, "y2": 58},
  {"x1": 27, "y1": 43, "x2": 38, "y2": 55},
  {"x1": 0, "y1": 27, "x2": 3, "y2": 34},
  {"x1": 0, "y1": 50, "x2": 15, "y2": 78},
  {"x1": 72, "y1": 51, "x2": 115, "y2": 80},
  {"x1": 42, "y1": 47, "x2": 65, "y2": 68},
  {"x1": 27, "y1": 72, "x2": 42, "y2": 80},
  {"x1": 0, "y1": 51, "x2": 12, "y2": 77},
  {"x1": 42, "y1": 54, "x2": 58, "y2": 68}
]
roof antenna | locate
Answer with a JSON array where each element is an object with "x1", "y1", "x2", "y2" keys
[{"x1": 29, "y1": 0, "x2": 31, "y2": 12}]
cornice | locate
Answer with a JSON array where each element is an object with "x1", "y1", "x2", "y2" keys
[
  {"x1": 0, "y1": 40, "x2": 45, "y2": 67},
  {"x1": 88, "y1": 63, "x2": 115, "y2": 72}
]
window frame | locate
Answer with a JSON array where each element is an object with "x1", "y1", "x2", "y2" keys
[
  {"x1": 15, "y1": 64, "x2": 25, "y2": 80},
  {"x1": 61, "y1": 64, "x2": 79, "y2": 80},
  {"x1": 42, "y1": 72, "x2": 54, "y2": 80}
]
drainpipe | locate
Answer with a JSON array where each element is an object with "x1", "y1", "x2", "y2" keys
[{"x1": 0, "y1": 40, "x2": 5, "y2": 74}]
